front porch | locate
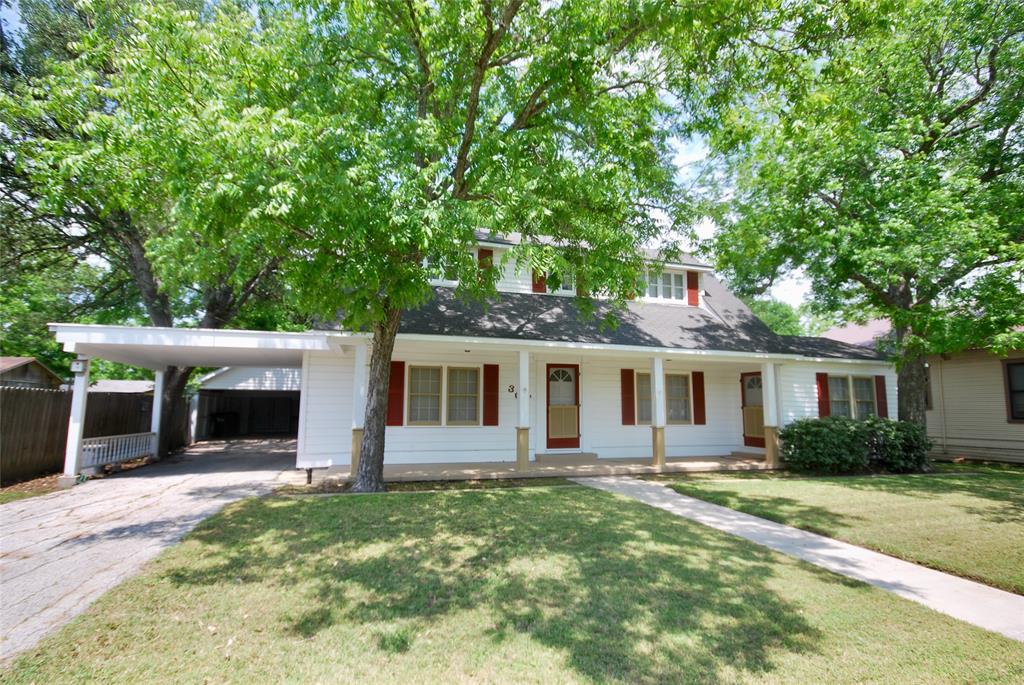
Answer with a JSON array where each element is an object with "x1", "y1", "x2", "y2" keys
[{"x1": 305, "y1": 452, "x2": 769, "y2": 485}]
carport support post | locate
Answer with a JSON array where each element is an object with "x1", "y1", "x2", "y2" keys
[
  {"x1": 150, "y1": 369, "x2": 165, "y2": 460},
  {"x1": 59, "y1": 356, "x2": 90, "y2": 488},
  {"x1": 761, "y1": 362, "x2": 781, "y2": 468},
  {"x1": 351, "y1": 343, "x2": 368, "y2": 477},
  {"x1": 516, "y1": 350, "x2": 530, "y2": 469},
  {"x1": 650, "y1": 356, "x2": 666, "y2": 468}
]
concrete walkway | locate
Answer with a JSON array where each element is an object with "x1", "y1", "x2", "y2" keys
[
  {"x1": 0, "y1": 439, "x2": 296, "y2": 662},
  {"x1": 574, "y1": 476, "x2": 1024, "y2": 642}
]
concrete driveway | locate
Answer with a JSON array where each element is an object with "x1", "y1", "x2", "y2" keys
[{"x1": 0, "y1": 439, "x2": 296, "y2": 662}]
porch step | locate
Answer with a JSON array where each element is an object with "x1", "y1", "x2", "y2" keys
[{"x1": 535, "y1": 452, "x2": 600, "y2": 465}]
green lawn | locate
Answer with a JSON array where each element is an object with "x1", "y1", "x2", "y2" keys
[
  {"x1": 3, "y1": 485, "x2": 1023, "y2": 684},
  {"x1": 661, "y1": 463, "x2": 1024, "y2": 595}
]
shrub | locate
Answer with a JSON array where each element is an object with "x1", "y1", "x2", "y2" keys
[
  {"x1": 779, "y1": 416, "x2": 870, "y2": 473},
  {"x1": 779, "y1": 416, "x2": 931, "y2": 474}
]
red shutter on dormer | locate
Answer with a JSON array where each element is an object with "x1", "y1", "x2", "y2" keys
[
  {"x1": 478, "y1": 248, "x2": 493, "y2": 270},
  {"x1": 816, "y1": 372, "x2": 830, "y2": 417},
  {"x1": 620, "y1": 369, "x2": 635, "y2": 425},
  {"x1": 692, "y1": 371, "x2": 706, "y2": 424},
  {"x1": 483, "y1": 364, "x2": 499, "y2": 426},
  {"x1": 532, "y1": 271, "x2": 547, "y2": 293},
  {"x1": 386, "y1": 361, "x2": 405, "y2": 426},
  {"x1": 687, "y1": 272, "x2": 699, "y2": 306},
  {"x1": 874, "y1": 375, "x2": 888, "y2": 418}
]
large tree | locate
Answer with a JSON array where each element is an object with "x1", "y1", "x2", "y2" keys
[
  {"x1": 2, "y1": 0, "x2": 290, "y2": 451},
  {"x1": 32, "y1": 0, "x2": 862, "y2": 490},
  {"x1": 708, "y1": 0, "x2": 1024, "y2": 425}
]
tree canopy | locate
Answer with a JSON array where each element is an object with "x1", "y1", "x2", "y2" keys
[{"x1": 707, "y1": 0, "x2": 1024, "y2": 423}]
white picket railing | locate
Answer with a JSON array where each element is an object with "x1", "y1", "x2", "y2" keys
[{"x1": 81, "y1": 432, "x2": 157, "y2": 468}]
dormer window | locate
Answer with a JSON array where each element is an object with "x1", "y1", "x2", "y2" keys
[{"x1": 645, "y1": 269, "x2": 698, "y2": 304}]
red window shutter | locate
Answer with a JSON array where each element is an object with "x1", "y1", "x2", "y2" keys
[
  {"x1": 620, "y1": 369, "x2": 636, "y2": 425},
  {"x1": 687, "y1": 272, "x2": 699, "y2": 306},
  {"x1": 386, "y1": 361, "x2": 405, "y2": 426},
  {"x1": 477, "y1": 248, "x2": 493, "y2": 270},
  {"x1": 874, "y1": 375, "x2": 888, "y2": 418},
  {"x1": 483, "y1": 364, "x2": 499, "y2": 426},
  {"x1": 816, "y1": 372, "x2": 830, "y2": 417},
  {"x1": 532, "y1": 270, "x2": 547, "y2": 293},
  {"x1": 692, "y1": 371, "x2": 706, "y2": 424}
]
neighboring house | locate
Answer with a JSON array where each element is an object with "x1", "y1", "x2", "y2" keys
[
  {"x1": 0, "y1": 357, "x2": 64, "y2": 389},
  {"x1": 192, "y1": 367, "x2": 301, "y2": 441},
  {"x1": 822, "y1": 321, "x2": 1024, "y2": 462},
  {"x1": 926, "y1": 349, "x2": 1024, "y2": 463},
  {"x1": 89, "y1": 379, "x2": 155, "y2": 394},
  {"x1": 49, "y1": 232, "x2": 894, "y2": 477}
]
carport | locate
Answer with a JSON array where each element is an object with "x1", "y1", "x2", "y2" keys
[
  {"x1": 193, "y1": 367, "x2": 302, "y2": 440},
  {"x1": 48, "y1": 323, "x2": 342, "y2": 485}
]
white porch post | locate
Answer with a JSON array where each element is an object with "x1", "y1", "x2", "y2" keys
[
  {"x1": 60, "y1": 356, "x2": 91, "y2": 487},
  {"x1": 761, "y1": 362, "x2": 781, "y2": 468},
  {"x1": 516, "y1": 350, "x2": 531, "y2": 468},
  {"x1": 150, "y1": 368, "x2": 165, "y2": 459},
  {"x1": 350, "y1": 343, "x2": 368, "y2": 475},
  {"x1": 650, "y1": 356, "x2": 666, "y2": 467}
]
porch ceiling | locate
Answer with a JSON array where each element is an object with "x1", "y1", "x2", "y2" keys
[{"x1": 49, "y1": 324, "x2": 338, "y2": 370}]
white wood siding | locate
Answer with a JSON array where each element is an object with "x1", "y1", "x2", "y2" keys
[
  {"x1": 201, "y1": 366, "x2": 301, "y2": 391},
  {"x1": 297, "y1": 352, "x2": 354, "y2": 468},
  {"x1": 927, "y1": 350, "x2": 1024, "y2": 462}
]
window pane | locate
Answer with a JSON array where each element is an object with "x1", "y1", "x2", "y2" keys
[
  {"x1": 409, "y1": 367, "x2": 441, "y2": 423},
  {"x1": 1009, "y1": 363, "x2": 1024, "y2": 391},
  {"x1": 647, "y1": 270, "x2": 658, "y2": 297},
  {"x1": 666, "y1": 374, "x2": 690, "y2": 422},
  {"x1": 446, "y1": 368, "x2": 479, "y2": 423},
  {"x1": 828, "y1": 376, "x2": 849, "y2": 400},
  {"x1": 830, "y1": 399, "x2": 852, "y2": 418},
  {"x1": 853, "y1": 377, "x2": 874, "y2": 402},
  {"x1": 636, "y1": 373, "x2": 652, "y2": 423},
  {"x1": 1011, "y1": 391, "x2": 1024, "y2": 420},
  {"x1": 661, "y1": 273, "x2": 672, "y2": 297},
  {"x1": 673, "y1": 273, "x2": 686, "y2": 299}
]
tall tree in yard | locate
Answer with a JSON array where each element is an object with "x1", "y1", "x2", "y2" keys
[
  {"x1": 708, "y1": 0, "x2": 1024, "y2": 425},
  {"x1": 31, "y1": 0, "x2": 851, "y2": 490},
  {"x1": 2, "y1": 0, "x2": 288, "y2": 452}
]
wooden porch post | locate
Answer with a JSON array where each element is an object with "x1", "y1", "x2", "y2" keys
[
  {"x1": 761, "y1": 362, "x2": 781, "y2": 468},
  {"x1": 59, "y1": 356, "x2": 90, "y2": 488},
  {"x1": 650, "y1": 356, "x2": 666, "y2": 468},
  {"x1": 516, "y1": 350, "x2": 531, "y2": 469},
  {"x1": 351, "y1": 343, "x2": 368, "y2": 476}
]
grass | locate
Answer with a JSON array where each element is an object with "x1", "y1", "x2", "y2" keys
[
  {"x1": 660, "y1": 462, "x2": 1024, "y2": 594},
  {"x1": 0, "y1": 474, "x2": 61, "y2": 504},
  {"x1": 4, "y1": 485, "x2": 1023, "y2": 684}
]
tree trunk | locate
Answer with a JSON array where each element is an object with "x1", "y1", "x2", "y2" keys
[
  {"x1": 159, "y1": 366, "x2": 193, "y2": 456},
  {"x1": 894, "y1": 323, "x2": 928, "y2": 427},
  {"x1": 351, "y1": 306, "x2": 402, "y2": 493}
]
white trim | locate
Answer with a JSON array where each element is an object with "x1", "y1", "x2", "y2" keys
[
  {"x1": 296, "y1": 351, "x2": 310, "y2": 458},
  {"x1": 651, "y1": 357, "x2": 666, "y2": 428}
]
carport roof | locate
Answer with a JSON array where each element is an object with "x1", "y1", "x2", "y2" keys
[{"x1": 49, "y1": 324, "x2": 336, "y2": 370}]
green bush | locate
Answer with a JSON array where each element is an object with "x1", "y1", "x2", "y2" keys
[{"x1": 779, "y1": 416, "x2": 931, "y2": 474}]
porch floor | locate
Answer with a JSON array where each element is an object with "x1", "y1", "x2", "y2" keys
[{"x1": 301, "y1": 454, "x2": 770, "y2": 485}]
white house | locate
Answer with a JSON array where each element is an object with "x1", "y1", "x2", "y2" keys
[{"x1": 49, "y1": 232, "x2": 895, "y2": 481}]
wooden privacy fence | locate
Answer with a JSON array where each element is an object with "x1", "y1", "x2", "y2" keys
[{"x1": 0, "y1": 387, "x2": 187, "y2": 485}]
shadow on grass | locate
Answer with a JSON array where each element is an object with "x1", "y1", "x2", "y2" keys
[{"x1": 164, "y1": 487, "x2": 823, "y2": 683}]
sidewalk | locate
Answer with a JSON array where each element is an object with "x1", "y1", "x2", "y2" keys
[{"x1": 573, "y1": 476, "x2": 1024, "y2": 642}]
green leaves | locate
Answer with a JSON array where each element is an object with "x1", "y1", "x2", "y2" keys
[{"x1": 709, "y1": 0, "x2": 1024, "y2": 356}]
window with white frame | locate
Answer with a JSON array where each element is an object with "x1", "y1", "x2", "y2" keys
[
  {"x1": 666, "y1": 373, "x2": 691, "y2": 423},
  {"x1": 636, "y1": 372, "x2": 652, "y2": 424},
  {"x1": 446, "y1": 367, "x2": 480, "y2": 425},
  {"x1": 645, "y1": 269, "x2": 689, "y2": 301},
  {"x1": 829, "y1": 375, "x2": 876, "y2": 419},
  {"x1": 408, "y1": 366, "x2": 442, "y2": 425}
]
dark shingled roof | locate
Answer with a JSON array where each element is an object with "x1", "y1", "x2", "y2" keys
[{"x1": 325, "y1": 276, "x2": 885, "y2": 360}]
